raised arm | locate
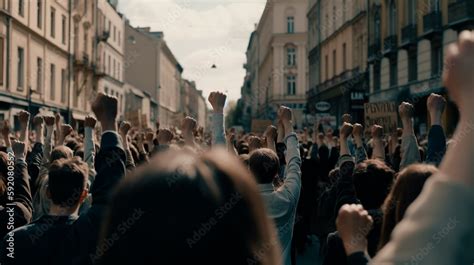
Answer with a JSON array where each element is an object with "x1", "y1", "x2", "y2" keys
[
  {"x1": 208, "y1": 91, "x2": 227, "y2": 146},
  {"x1": 370, "y1": 125, "x2": 385, "y2": 161},
  {"x1": 425, "y1": 93, "x2": 447, "y2": 166},
  {"x1": 279, "y1": 106, "x2": 302, "y2": 202},
  {"x1": 353, "y1": 124, "x2": 367, "y2": 164},
  {"x1": 118, "y1": 121, "x2": 136, "y2": 170},
  {"x1": 264, "y1": 125, "x2": 277, "y2": 153},
  {"x1": 17, "y1": 111, "x2": 30, "y2": 142},
  {"x1": 181, "y1": 117, "x2": 198, "y2": 150},
  {"x1": 84, "y1": 116, "x2": 97, "y2": 177},
  {"x1": 399, "y1": 102, "x2": 421, "y2": 169},
  {"x1": 27, "y1": 116, "x2": 45, "y2": 189}
]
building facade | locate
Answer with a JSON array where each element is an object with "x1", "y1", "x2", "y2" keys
[
  {"x1": 125, "y1": 24, "x2": 184, "y2": 128},
  {"x1": 181, "y1": 79, "x2": 207, "y2": 129},
  {"x1": 367, "y1": 0, "x2": 470, "y2": 135},
  {"x1": 242, "y1": 0, "x2": 308, "y2": 129},
  {"x1": 307, "y1": 0, "x2": 369, "y2": 126},
  {"x1": 0, "y1": 0, "x2": 71, "y2": 127}
]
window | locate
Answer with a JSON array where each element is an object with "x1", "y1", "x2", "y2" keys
[
  {"x1": 287, "y1": 17, "x2": 294, "y2": 33},
  {"x1": 389, "y1": 0, "x2": 397, "y2": 36},
  {"x1": 333, "y1": 5, "x2": 336, "y2": 32},
  {"x1": 108, "y1": 21, "x2": 111, "y2": 32},
  {"x1": 108, "y1": 55, "x2": 111, "y2": 75},
  {"x1": 431, "y1": 43, "x2": 442, "y2": 76},
  {"x1": 61, "y1": 15, "x2": 66, "y2": 44},
  {"x1": 37, "y1": 57, "x2": 42, "y2": 93},
  {"x1": 287, "y1": 76, "x2": 296, "y2": 95},
  {"x1": 342, "y1": 43, "x2": 347, "y2": 71},
  {"x1": 429, "y1": 0, "x2": 439, "y2": 12},
  {"x1": 374, "y1": 61, "x2": 381, "y2": 91},
  {"x1": 407, "y1": 0, "x2": 416, "y2": 25},
  {"x1": 50, "y1": 64, "x2": 56, "y2": 100},
  {"x1": 61, "y1": 69, "x2": 66, "y2": 103},
  {"x1": 0, "y1": 37, "x2": 4, "y2": 85},
  {"x1": 118, "y1": 31, "x2": 121, "y2": 46},
  {"x1": 37, "y1": 0, "x2": 42, "y2": 28},
  {"x1": 325, "y1": 55, "x2": 329, "y2": 80},
  {"x1": 104, "y1": 86, "x2": 108, "y2": 94},
  {"x1": 50, "y1": 7, "x2": 56, "y2": 38},
  {"x1": 287, "y1": 47, "x2": 296, "y2": 66},
  {"x1": 408, "y1": 49, "x2": 417, "y2": 81},
  {"x1": 84, "y1": 32, "x2": 88, "y2": 55},
  {"x1": 113, "y1": 26, "x2": 116, "y2": 42},
  {"x1": 389, "y1": 56, "x2": 397, "y2": 87},
  {"x1": 333, "y1": 49, "x2": 337, "y2": 76},
  {"x1": 17, "y1": 47, "x2": 24, "y2": 90},
  {"x1": 113, "y1": 59, "x2": 116, "y2": 78},
  {"x1": 18, "y1": 0, "x2": 24, "y2": 16}
]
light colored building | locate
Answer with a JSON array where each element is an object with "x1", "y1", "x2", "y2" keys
[
  {"x1": 0, "y1": 0, "x2": 71, "y2": 126},
  {"x1": 240, "y1": 30, "x2": 258, "y2": 131},
  {"x1": 307, "y1": 0, "x2": 369, "y2": 125},
  {"x1": 125, "y1": 23, "x2": 183, "y2": 128},
  {"x1": 367, "y1": 0, "x2": 468, "y2": 135},
  {"x1": 181, "y1": 79, "x2": 207, "y2": 129},
  {"x1": 248, "y1": 0, "x2": 308, "y2": 129},
  {"x1": 96, "y1": 0, "x2": 125, "y2": 117},
  {"x1": 124, "y1": 83, "x2": 157, "y2": 129}
]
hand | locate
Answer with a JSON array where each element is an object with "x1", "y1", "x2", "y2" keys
[
  {"x1": 226, "y1": 131, "x2": 235, "y2": 143},
  {"x1": 55, "y1": 113, "x2": 61, "y2": 125},
  {"x1": 248, "y1": 136, "x2": 263, "y2": 152},
  {"x1": 181, "y1": 116, "x2": 197, "y2": 135},
  {"x1": 340, "y1": 122, "x2": 353, "y2": 139},
  {"x1": 92, "y1": 93, "x2": 118, "y2": 131},
  {"x1": 85, "y1": 116, "x2": 97, "y2": 128},
  {"x1": 12, "y1": 140, "x2": 27, "y2": 158},
  {"x1": 33, "y1": 116, "x2": 44, "y2": 128},
  {"x1": 371, "y1": 125, "x2": 383, "y2": 140},
  {"x1": 427, "y1": 93, "x2": 446, "y2": 126},
  {"x1": 352, "y1": 123, "x2": 363, "y2": 139},
  {"x1": 61, "y1": 124, "x2": 73, "y2": 138},
  {"x1": 1, "y1": 121, "x2": 10, "y2": 141},
  {"x1": 157, "y1": 129, "x2": 173, "y2": 145},
  {"x1": 18, "y1": 110, "x2": 31, "y2": 128},
  {"x1": 336, "y1": 204, "x2": 373, "y2": 255},
  {"x1": 398, "y1": 102, "x2": 414, "y2": 121},
  {"x1": 443, "y1": 30, "x2": 474, "y2": 113},
  {"x1": 208, "y1": 91, "x2": 227, "y2": 113},
  {"x1": 264, "y1": 125, "x2": 277, "y2": 142},
  {"x1": 119, "y1": 121, "x2": 131, "y2": 136},
  {"x1": 278, "y1": 106, "x2": 293, "y2": 135},
  {"x1": 342, "y1": 114, "x2": 352, "y2": 123},
  {"x1": 44, "y1": 116, "x2": 55, "y2": 126}
]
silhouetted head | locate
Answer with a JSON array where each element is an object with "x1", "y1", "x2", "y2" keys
[
  {"x1": 50, "y1": 146, "x2": 74, "y2": 162},
  {"x1": 249, "y1": 148, "x2": 280, "y2": 184},
  {"x1": 97, "y1": 149, "x2": 280, "y2": 265}
]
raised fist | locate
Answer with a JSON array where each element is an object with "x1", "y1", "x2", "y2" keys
[
  {"x1": 85, "y1": 116, "x2": 97, "y2": 128},
  {"x1": 398, "y1": 102, "x2": 414, "y2": 120},
  {"x1": 277, "y1": 106, "x2": 292, "y2": 123},
  {"x1": 18, "y1": 111, "x2": 31, "y2": 126},
  {"x1": 61, "y1": 124, "x2": 73, "y2": 137},
  {"x1": 336, "y1": 204, "x2": 373, "y2": 255},
  {"x1": 12, "y1": 140, "x2": 26, "y2": 157},
  {"x1": 44, "y1": 116, "x2": 55, "y2": 126},
  {"x1": 181, "y1": 116, "x2": 197, "y2": 134},
  {"x1": 208, "y1": 91, "x2": 227, "y2": 113},
  {"x1": 92, "y1": 93, "x2": 118, "y2": 124},
  {"x1": 264, "y1": 125, "x2": 278, "y2": 142},
  {"x1": 427, "y1": 93, "x2": 446, "y2": 114},
  {"x1": 157, "y1": 129, "x2": 174, "y2": 144},
  {"x1": 443, "y1": 30, "x2": 474, "y2": 110},
  {"x1": 119, "y1": 121, "x2": 131, "y2": 136},
  {"x1": 33, "y1": 116, "x2": 44, "y2": 128},
  {"x1": 340, "y1": 122, "x2": 354, "y2": 139},
  {"x1": 352, "y1": 123, "x2": 363, "y2": 138},
  {"x1": 371, "y1": 125, "x2": 384, "y2": 139},
  {"x1": 1, "y1": 121, "x2": 10, "y2": 139}
]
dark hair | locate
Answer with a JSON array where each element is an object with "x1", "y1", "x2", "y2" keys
[
  {"x1": 48, "y1": 158, "x2": 88, "y2": 207},
  {"x1": 65, "y1": 139, "x2": 80, "y2": 153},
  {"x1": 378, "y1": 164, "x2": 437, "y2": 250},
  {"x1": 353, "y1": 159, "x2": 395, "y2": 210},
  {"x1": 0, "y1": 152, "x2": 8, "y2": 199},
  {"x1": 50, "y1": 146, "x2": 73, "y2": 162},
  {"x1": 97, "y1": 149, "x2": 280, "y2": 265},
  {"x1": 249, "y1": 148, "x2": 280, "y2": 184}
]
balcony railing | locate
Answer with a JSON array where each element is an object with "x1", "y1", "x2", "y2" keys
[
  {"x1": 423, "y1": 11, "x2": 442, "y2": 35},
  {"x1": 314, "y1": 67, "x2": 362, "y2": 93},
  {"x1": 383, "y1": 35, "x2": 398, "y2": 54},
  {"x1": 448, "y1": 0, "x2": 474, "y2": 26},
  {"x1": 401, "y1": 24, "x2": 417, "y2": 47},
  {"x1": 368, "y1": 42, "x2": 381, "y2": 61}
]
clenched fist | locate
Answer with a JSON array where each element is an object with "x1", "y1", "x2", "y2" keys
[
  {"x1": 208, "y1": 91, "x2": 227, "y2": 113},
  {"x1": 398, "y1": 102, "x2": 414, "y2": 121},
  {"x1": 157, "y1": 129, "x2": 174, "y2": 145},
  {"x1": 12, "y1": 140, "x2": 27, "y2": 158},
  {"x1": 371, "y1": 125, "x2": 384, "y2": 139},
  {"x1": 18, "y1": 111, "x2": 31, "y2": 127},
  {"x1": 85, "y1": 116, "x2": 97, "y2": 128},
  {"x1": 44, "y1": 116, "x2": 55, "y2": 126},
  {"x1": 336, "y1": 204, "x2": 373, "y2": 255},
  {"x1": 352, "y1": 123, "x2": 363, "y2": 139},
  {"x1": 340, "y1": 122, "x2": 354, "y2": 139},
  {"x1": 264, "y1": 125, "x2": 278, "y2": 142},
  {"x1": 92, "y1": 93, "x2": 118, "y2": 131}
]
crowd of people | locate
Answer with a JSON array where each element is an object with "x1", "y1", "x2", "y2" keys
[{"x1": 0, "y1": 31, "x2": 473, "y2": 265}]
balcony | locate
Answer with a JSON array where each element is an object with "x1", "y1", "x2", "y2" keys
[
  {"x1": 401, "y1": 24, "x2": 417, "y2": 47},
  {"x1": 74, "y1": 52, "x2": 90, "y2": 67},
  {"x1": 423, "y1": 11, "x2": 442, "y2": 37},
  {"x1": 368, "y1": 42, "x2": 381, "y2": 62},
  {"x1": 383, "y1": 35, "x2": 398, "y2": 55},
  {"x1": 97, "y1": 31, "x2": 110, "y2": 43},
  {"x1": 448, "y1": 0, "x2": 474, "y2": 28}
]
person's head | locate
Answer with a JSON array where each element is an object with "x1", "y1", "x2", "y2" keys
[
  {"x1": 378, "y1": 164, "x2": 437, "y2": 250},
  {"x1": 97, "y1": 149, "x2": 280, "y2": 265},
  {"x1": 47, "y1": 158, "x2": 89, "y2": 211},
  {"x1": 0, "y1": 152, "x2": 8, "y2": 201},
  {"x1": 65, "y1": 139, "x2": 80, "y2": 153},
  {"x1": 50, "y1": 145, "x2": 74, "y2": 162},
  {"x1": 249, "y1": 148, "x2": 280, "y2": 184},
  {"x1": 353, "y1": 159, "x2": 395, "y2": 210}
]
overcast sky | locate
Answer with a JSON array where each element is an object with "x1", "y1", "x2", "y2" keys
[{"x1": 118, "y1": 0, "x2": 266, "y2": 103}]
